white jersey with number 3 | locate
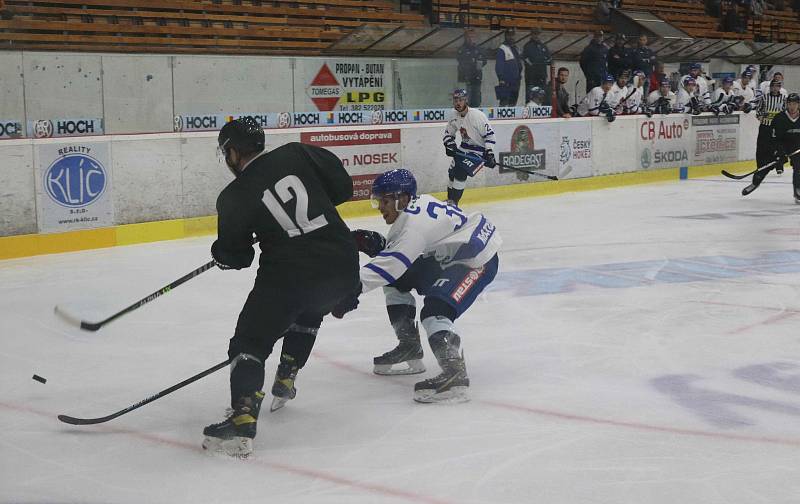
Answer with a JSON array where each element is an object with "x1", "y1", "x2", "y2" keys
[{"x1": 360, "y1": 194, "x2": 502, "y2": 293}]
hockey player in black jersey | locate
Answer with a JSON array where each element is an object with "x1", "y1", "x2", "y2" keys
[
  {"x1": 770, "y1": 93, "x2": 800, "y2": 203},
  {"x1": 202, "y1": 118, "x2": 359, "y2": 458}
]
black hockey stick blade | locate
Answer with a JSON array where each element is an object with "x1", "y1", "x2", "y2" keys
[
  {"x1": 58, "y1": 359, "x2": 231, "y2": 425},
  {"x1": 721, "y1": 169, "x2": 756, "y2": 180},
  {"x1": 722, "y1": 147, "x2": 800, "y2": 181},
  {"x1": 53, "y1": 259, "x2": 218, "y2": 332},
  {"x1": 498, "y1": 163, "x2": 558, "y2": 180}
]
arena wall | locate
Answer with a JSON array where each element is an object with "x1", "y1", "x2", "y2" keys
[{"x1": 0, "y1": 112, "x2": 760, "y2": 259}]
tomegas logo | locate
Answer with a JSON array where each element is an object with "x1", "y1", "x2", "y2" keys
[{"x1": 43, "y1": 147, "x2": 107, "y2": 208}]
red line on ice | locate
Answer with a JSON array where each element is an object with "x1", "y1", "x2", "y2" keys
[
  {"x1": 312, "y1": 352, "x2": 800, "y2": 448},
  {"x1": 0, "y1": 400, "x2": 456, "y2": 504}
]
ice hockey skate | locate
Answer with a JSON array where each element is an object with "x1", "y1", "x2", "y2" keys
[
  {"x1": 270, "y1": 354, "x2": 298, "y2": 412},
  {"x1": 202, "y1": 391, "x2": 264, "y2": 458},
  {"x1": 413, "y1": 330, "x2": 469, "y2": 403},
  {"x1": 374, "y1": 318, "x2": 425, "y2": 375},
  {"x1": 741, "y1": 182, "x2": 760, "y2": 196}
]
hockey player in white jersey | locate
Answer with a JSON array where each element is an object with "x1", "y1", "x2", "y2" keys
[
  {"x1": 621, "y1": 70, "x2": 647, "y2": 115},
  {"x1": 674, "y1": 77, "x2": 700, "y2": 114},
  {"x1": 760, "y1": 71, "x2": 788, "y2": 97},
  {"x1": 647, "y1": 77, "x2": 675, "y2": 115},
  {"x1": 608, "y1": 71, "x2": 629, "y2": 114},
  {"x1": 332, "y1": 169, "x2": 501, "y2": 403},
  {"x1": 711, "y1": 76, "x2": 736, "y2": 114},
  {"x1": 443, "y1": 88, "x2": 497, "y2": 206},
  {"x1": 578, "y1": 73, "x2": 616, "y2": 121},
  {"x1": 680, "y1": 63, "x2": 711, "y2": 105},
  {"x1": 733, "y1": 70, "x2": 756, "y2": 101}
]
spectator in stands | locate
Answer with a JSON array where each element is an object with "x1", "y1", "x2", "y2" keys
[
  {"x1": 457, "y1": 28, "x2": 487, "y2": 107},
  {"x1": 579, "y1": 31, "x2": 608, "y2": 93},
  {"x1": 522, "y1": 28, "x2": 552, "y2": 93},
  {"x1": 632, "y1": 34, "x2": 657, "y2": 81},
  {"x1": 554, "y1": 67, "x2": 572, "y2": 118},
  {"x1": 595, "y1": 0, "x2": 613, "y2": 23},
  {"x1": 607, "y1": 34, "x2": 631, "y2": 79},
  {"x1": 495, "y1": 30, "x2": 523, "y2": 106}
]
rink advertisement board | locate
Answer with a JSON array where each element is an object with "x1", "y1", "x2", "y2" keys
[
  {"x1": 0, "y1": 119, "x2": 24, "y2": 139},
  {"x1": 691, "y1": 115, "x2": 739, "y2": 165},
  {"x1": 27, "y1": 118, "x2": 104, "y2": 139},
  {"x1": 557, "y1": 121, "x2": 593, "y2": 179},
  {"x1": 34, "y1": 141, "x2": 114, "y2": 233},
  {"x1": 300, "y1": 129, "x2": 402, "y2": 199},
  {"x1": 299, "y1": 60, "x2": 389, "y2": 112},
  {"x1": 488, "y1": 121, "x2": 560, "y2": 184},
  {"x1": 636, "y1": 116, "x2": 692, "y2": 170}
]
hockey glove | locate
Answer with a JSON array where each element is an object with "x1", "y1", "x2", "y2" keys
[
  {"x1": 352, "y1": 229, "x2": 386, "y2": 257},
  {"x1": 444, "y1": 139, "x2": 458, "y2": 157},
  {"x1": 483, "y1": 151, "x2": 497, "y2": 168},
  {"x1": 331, "y1": 285, "x2": 362, "y2": 319},
  {"x1": 211, "y1": 239, "x2": 253, "y2": 270}
]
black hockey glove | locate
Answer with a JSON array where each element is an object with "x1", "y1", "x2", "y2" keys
[
  {"x1": 483, "y1": 150, "x2": 497, "y2": 168},
  {"x1": 331, "y1": 285, "x2": 362, "y2": 319},
  {"x1": 352, "y1": 229, "x2": 386, "y2": 257},
  {"x1": 211, "y1": 239, "x2": 253, "y2": 270},
  {"x1": 444, "y1": 139, "x2": 458, "y2": 157}
]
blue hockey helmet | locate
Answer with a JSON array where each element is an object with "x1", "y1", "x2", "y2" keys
[
  {"x1": 453, "y1": 88, "x2": 468, "y2": 100},
  {"x1": 371, "y1": 169, "x2": 417, "y2": 207}
]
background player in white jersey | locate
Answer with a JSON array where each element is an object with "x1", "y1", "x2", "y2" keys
[
  {"x1": 680, "y1": 63, "x2": 711, "y2": 105},
  {"x1": 443, "y1": 89, "x2": 497, "y2": 206},
  {"x1": 674, "y1": 77, "x2": 701, "y2": 114},
  {"x1": 711, "y1": 76, "x2": 736, "y2": 114},
  {"x1": 333, "y1": 169, "x2": 501, "y2": 403},
  {"x1": 760, "y1": 71, "x2": 788, "y2": 97},
  {"x1": 608, "y1": 71, "x2": 630, "y2": 114},
  {"x1": 647, "y1": 77, "x2": 675, "y2": 115},
  {"x1": 578, "y1": 74, "x2": 616, "y2": 121},
  {"x1": 733, "y1": 70, "x2": 756, "y2": 102},
  {"x1": 620, "y1": 70, "x2": 645, "y2": 115}
]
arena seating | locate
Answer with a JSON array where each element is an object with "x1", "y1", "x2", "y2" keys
[
  {"x1": 1, "y1": 0, "x2": 799, "y2": 54},
  {"x1": 0, "y1": 0, "x2": 426, "y2": 54}
]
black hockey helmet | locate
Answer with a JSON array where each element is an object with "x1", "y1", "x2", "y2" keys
[
  {"x1": 788, "y1": 93, "x2": 800, "y2": 103},
  {"x1": 218, "y1": 117, "x2": 265, "y2": 156}
]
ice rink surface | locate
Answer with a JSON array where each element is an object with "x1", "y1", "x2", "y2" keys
[{"x1": 3, "y1": 174, "x2": 800, "y2": 504}]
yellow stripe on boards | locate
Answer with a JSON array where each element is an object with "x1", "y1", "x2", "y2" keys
[{"x1": 0, "y1": 160, "x2": 757, "y2": 261}]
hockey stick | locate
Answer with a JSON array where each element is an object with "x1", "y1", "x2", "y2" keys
[
  {"x1": 721, "y1": 147, "x2": 800, "y2": 180},
  {"x1": 497, "y1": 162, "x2": 559, "y2": 180},
  {"x1": 58, "y1": 359, "x2": 231, "y2": 425},
  {"x1": 54, "y1": 260, "x2": 217, "y2": 331}
]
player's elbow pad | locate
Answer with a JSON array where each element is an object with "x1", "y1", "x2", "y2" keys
[{"x1": 211, "y1": 240, "x2": 255, "y2": 270}]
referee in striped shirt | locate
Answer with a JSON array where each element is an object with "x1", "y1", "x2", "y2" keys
[{"x1": 743, "y1": 79, "x2": 787, "y2": 196}]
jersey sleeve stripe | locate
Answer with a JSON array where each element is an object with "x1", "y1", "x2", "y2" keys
[
  {"x1": 364, "y1": 263, "x2": 397, "y2": 284},
  {"x1": 376, "y1": 251, "x2": 413, "y2": 268}
]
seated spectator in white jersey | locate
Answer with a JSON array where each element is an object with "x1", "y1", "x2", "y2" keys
[
  {"x1": 647, "y1": 77, "x2": 675, "y2": 114},
  {"x1": 674, "y1": 77, "x2": 700, "y2": 113},
  {"x1": 760, "y1": 71, "x2": 788, "y2": 97},
  {"x1": 525, "y1": 85, "x2": 547, "y2": 107},
  {"x1": 733, "y1": 69, "x2": 756, "y2": 102},
  {"x1": 680, "y1": 63, "x2": 711, "y2": 104},
  {"x1": 711, "y1": 76, "x2": 736, "y2": 114},
  {"x1": 578, "y1": 73, "x2": 616, "y2": 121}
]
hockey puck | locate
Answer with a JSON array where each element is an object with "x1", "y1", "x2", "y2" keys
[{"x1": 32, "y1": 374, "x2": 47, "y2": 384}]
